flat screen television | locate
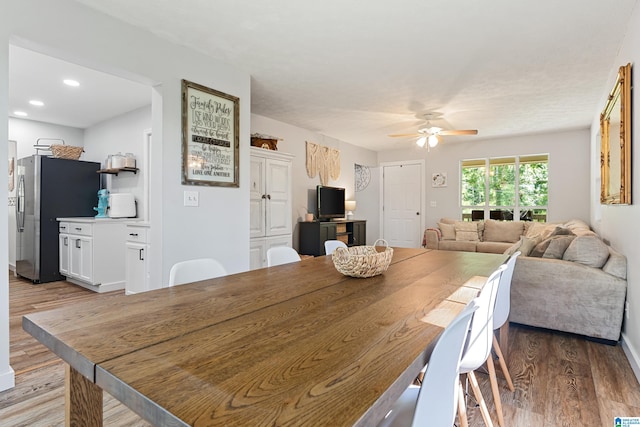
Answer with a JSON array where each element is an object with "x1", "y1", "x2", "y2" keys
[{"x1": 317, "y1": 185, "x2": 345, "y2": 220}]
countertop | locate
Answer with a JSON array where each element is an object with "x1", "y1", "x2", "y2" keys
[{"x1": 57, "y1": 217, "x2": 143, "y2": 223}]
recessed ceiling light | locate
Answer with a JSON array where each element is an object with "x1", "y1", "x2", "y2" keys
[
  {"x1": 29, "y1": 100, "x2": 44, "y2": 106},
  {"x1": 63, "y1": 79, "x2": 80, "y2": 87},
  {"x1": 14, "y1": 111, "x2": 28, "y2": 117}
]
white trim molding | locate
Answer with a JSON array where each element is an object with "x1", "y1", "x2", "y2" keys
[
  {"x1": 0, "y1": 366, "x2": 15, "y2": 391},
  {"x1": 622, "y1": 332, "x2": 640, "y2": 385}
]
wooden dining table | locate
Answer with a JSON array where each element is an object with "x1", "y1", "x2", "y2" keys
[{"x1": 23, "y1": 248, "x2": 506, "y2": 427}]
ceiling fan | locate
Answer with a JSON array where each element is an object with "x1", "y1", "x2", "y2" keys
[{"x1": 388, "y1": 113, "x2": 478, "y2": 148}]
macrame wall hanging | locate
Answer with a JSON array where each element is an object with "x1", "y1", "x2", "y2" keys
[{"x1": 306, "y1": 141, "x2": 340, "y2": 185}]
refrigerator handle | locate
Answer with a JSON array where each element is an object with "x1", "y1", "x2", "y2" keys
[{"x1": 16, "y1": 174, "x2": 25, "y2": 232}]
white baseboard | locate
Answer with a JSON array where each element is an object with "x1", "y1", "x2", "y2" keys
[
  {"x1": 0, "y1": 366, "x2": 15, "y2": 392},
  {"x1": 621, "y1": 332, "x2": 640, "y2": 384}
]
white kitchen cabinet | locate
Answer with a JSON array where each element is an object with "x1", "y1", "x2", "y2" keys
[
  {"x1": 58, "y1": 218, "x2": 127, "y2": 292},
  {"x1": 125, "y1": 224, "x2": 150, "y2": 295},
  {"x1": 249, "y1": 147, "x2": 293, "y2": 270}
]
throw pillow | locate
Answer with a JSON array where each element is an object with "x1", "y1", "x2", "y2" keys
[
  {"x1": 549, "y1": 226, "x2": 575, "y2": 237},
  {"x1": 438, "y1": 222, "x2": 456, "y2": 240},
  {"x1": 504, "y1": 238, "x2": 522, "y2": 256},
  {"x1": 525, "y1": 222, "x2": 559, "y2": 240},
  {"x1": 530, "y1": 234, "x2": 572, "y2": 258},
  {"x1": 519, "y1": 235, "x2": 542, "y2": 256},
  {"x1": 482, "y1": 219, "x2": 524, "y2": 243},
  {"x1": 454, "y1": 221, "x2": 479, "y2": 242},
  {"x1": 563, "y1": 236, "x2": 610, "y2": 268},
  {"x1": 542, "y1": 235, "x2": 576, "y2": 259}
]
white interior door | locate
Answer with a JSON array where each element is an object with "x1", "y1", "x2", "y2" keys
[{"x1": 382, "y1": 162, "x2": 423, "y2": 248}]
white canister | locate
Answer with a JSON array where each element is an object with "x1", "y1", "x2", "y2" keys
[
  {"x1": 124, "y1": 153, "x2": 136, "y2": 168},
  {"x1": 111, "y1": 152, "x2": 126, "y2": 169}
]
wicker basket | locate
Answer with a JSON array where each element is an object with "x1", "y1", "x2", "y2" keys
[
  {"x1": 50, "y1": 144, "x2": 84, "y2": 160},
  {"x1": 332, "y1": 239, "x2": 393, "y2": 278}
]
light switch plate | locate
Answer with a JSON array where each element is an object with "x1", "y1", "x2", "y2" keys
[{"x1": 184, "y1": 190, "x2": 199, "y2": 207}]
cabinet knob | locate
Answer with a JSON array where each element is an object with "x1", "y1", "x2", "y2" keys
[
  {"x1": 261, "y1": 194, "x2": 266, "y2": 199},
  {"x1": 75, "y1": 239, "x2": 81, "y2": 249},
  {"x1": 267, "y1": 194, "x2": 271, "y2": 200},
  {"x1": 129, "y1": 233, "x2": 139, "y2": 237},
  {"x1": 139, "y1": 248, "x2": 144, "y2": 261}
]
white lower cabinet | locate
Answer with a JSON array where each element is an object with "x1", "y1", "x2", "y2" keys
[
  {"x1": 250, "y1": 235, "x2": 292, "y2": 269},
  {"x1": 58, "y1": 219, "x2": 127, "y2": 293},
  {"x1": 125, "y1": 224, "x2": 150, "y2": 295}
]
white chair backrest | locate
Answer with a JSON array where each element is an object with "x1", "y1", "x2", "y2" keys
[
  {"x1": 267, "y1": 246, "x2": 301, "y2": 267},
  {"x1": 168, "y1": 258, "x2": 227, "y2": 287},
  {"x1": 324, "y1": 240, "x2": 348, "y2": 255},
  {"x1": 411, "y1": 300, "x2": 479, "y2": 427},
  {"x1": 459, "y1": 264, "x2": 506, "y2": 371},
  {"x1": 493, "y1": 251, "x2": 521, "y2": 330}
]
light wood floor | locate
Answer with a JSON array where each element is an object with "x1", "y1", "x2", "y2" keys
[{"x1": 1, "y1": 273, "x2": 639, "y2": 426}]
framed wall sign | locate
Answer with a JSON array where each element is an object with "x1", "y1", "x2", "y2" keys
[{"x1": 181, "y1": 79, "x2": 240, "y2": 187}]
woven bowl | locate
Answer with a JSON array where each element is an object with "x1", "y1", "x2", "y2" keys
[{"x1": 332, "y1": 239, "x2": 393, "y2": 278}]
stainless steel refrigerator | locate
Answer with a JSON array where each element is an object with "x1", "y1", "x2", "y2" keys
[{"x1": 16, "y1": 155, "x2": 101, "y2": 283}]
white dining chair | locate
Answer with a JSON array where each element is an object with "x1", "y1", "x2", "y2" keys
[
  {"x1": 168, "y1": 258, "x2": 227, "y2": 287},
  {"x1": 266, "y1": 246, "x2": 301, "y2": 267},
  {"x1": 458, "y1": 264, "x2": 507, "y2": 427},
  {"x1": 491, "y1": 251, "x2": 521, "y2": 395},
  {"x1": 324, "y1": 239, "x2": 347, "y2": 255},
  {"x1": 378, "y1": 300, "x2": 479, "y2": 427}
]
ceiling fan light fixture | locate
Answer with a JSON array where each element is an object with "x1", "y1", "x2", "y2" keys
[
  {"x1": 428, "y1": 134, "x2": 439, "y2": 147},
  {"x1": 416, "y1": 136, "x2": 427, "y2": 148}
]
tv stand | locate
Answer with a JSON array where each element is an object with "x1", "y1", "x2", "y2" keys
[{"x1": 298, "y1": 220, "x2": 366, "y2": 256}]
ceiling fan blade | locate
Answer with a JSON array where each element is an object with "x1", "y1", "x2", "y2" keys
[
  {"x1": 388, "y1": 133, "x2": 421, "y2": 138},
  {"x1": 438, "y1": 129, "x2": 478, "y2": 136}
]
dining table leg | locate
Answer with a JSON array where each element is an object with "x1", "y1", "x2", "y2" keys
[{"x1": 65, "y1": 364, "x2": 103, "y2": 427}]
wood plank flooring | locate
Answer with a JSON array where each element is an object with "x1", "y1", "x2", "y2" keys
[{"x1": 1, "y1": 272, "x2": 639, "y2": 426}]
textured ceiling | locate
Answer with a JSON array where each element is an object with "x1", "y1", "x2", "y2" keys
[{"x1": 17, "y1": 1, "x2": 640, "y2": 151}]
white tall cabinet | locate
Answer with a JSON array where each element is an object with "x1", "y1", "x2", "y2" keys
[{"x1": 249, "y1": 147, "x2": 293, "y2": 269}]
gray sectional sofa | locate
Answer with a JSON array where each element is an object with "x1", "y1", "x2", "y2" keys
[{"x1": 423, "y1": 219, "x2": 627, "y2": 342}]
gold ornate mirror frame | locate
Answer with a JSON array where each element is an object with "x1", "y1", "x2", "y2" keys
[{"x1": 600, "y1": 63, "x2": 632, "y2": 204}]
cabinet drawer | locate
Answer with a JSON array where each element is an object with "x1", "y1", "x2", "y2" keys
[
  {"x1": 126, "y1": 227, "x2": 148, "y2": 243},
  {"x1": 59, "y1": 222, "x2": 70, "y2": 233},
  {"x1": 64, "y1": 222, "x2": 93, "y2": 236}
]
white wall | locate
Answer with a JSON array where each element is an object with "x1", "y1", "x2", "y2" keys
[
  {"x1": 250, "y1": 114, "x2": 379, "y2": 249},
  {"x1": 83, "y1": 105, "x2": 152, "y2": 218},
  {"x1": 590, "y1": 1, "x2": 640, "y2": 381},
  {"x1": 9, "y1": 117, "x2": 84, "y2": 160},
  {"x1": 378, "y1": 129, "x2": 591, "y2": 227},
  {"x1": 1, "y1": 0, "x2": 251, "y2": 391}
]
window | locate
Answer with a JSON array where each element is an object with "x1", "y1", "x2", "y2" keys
[{"x1": 461, "y1": 155, "x2": 548, "y2": 222}]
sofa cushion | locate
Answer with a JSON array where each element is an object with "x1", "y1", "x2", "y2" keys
[
  {"x1": 439, "y1": 240, "x2": 478, "y2": 252},
  {"x1": 454, "y1": 221, "x2": 479, "y2": 242},
  {"x1": 477, "y1": 241, "x2": 513, "y2": 254},
  {"x1": 482, "y1": 219, "x2": 524, "y2": 243},
  {"x1": 564, "y1": 219, "x2": 596, "y2": 237},
  {"x1": 438, "y1": 222, "x2": 456, "y2": 240},
  {"x1": 563, "y1": 236, "x2": 610, "y2": 268}
]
